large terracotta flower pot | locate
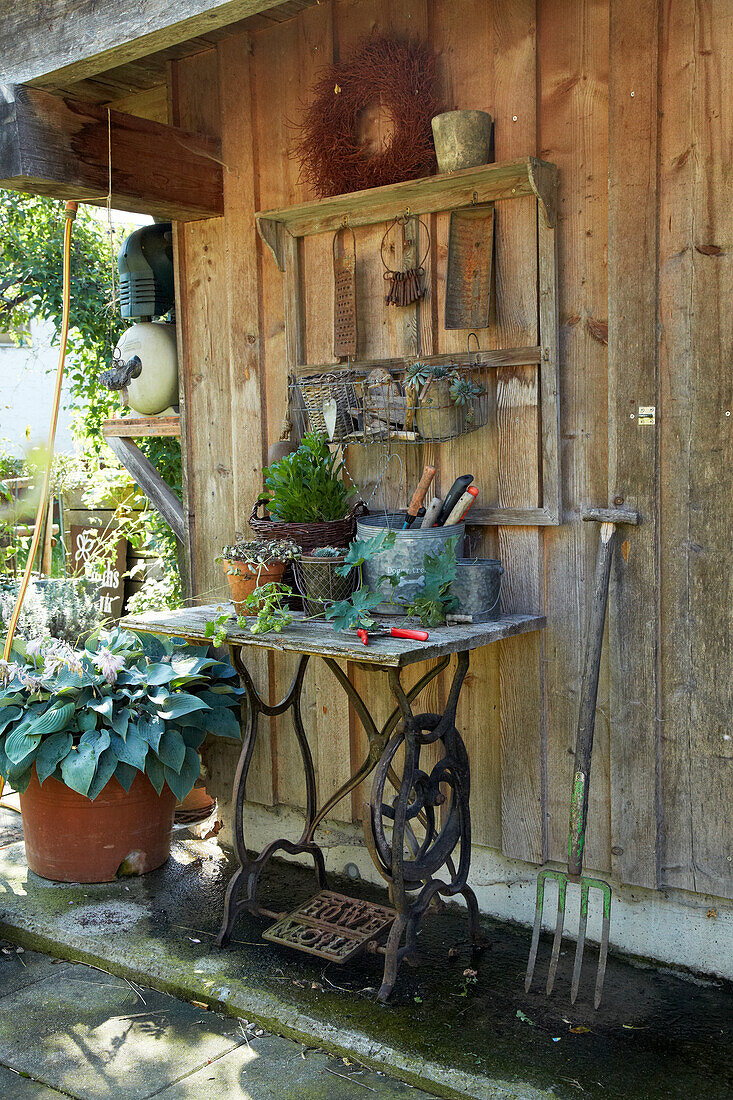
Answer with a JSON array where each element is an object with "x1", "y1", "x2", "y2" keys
[
  {"x1": 20, "y1": 767, "x2": 176, "y2": 883},
  {"x1": 223, "y1": 558, "x2": 286, "y2": 614}
]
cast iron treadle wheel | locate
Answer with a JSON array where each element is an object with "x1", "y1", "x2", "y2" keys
[{"x1": 367, "y1": 654, "x2": 489, "y2": 1002}]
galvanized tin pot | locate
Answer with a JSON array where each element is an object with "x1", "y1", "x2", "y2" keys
[
  {"x1": 451, "y1": 558, "x2": 503, "y2": 622},
  {"x1": 357, "y1": 513, "x2": 465, "y2": 611}
]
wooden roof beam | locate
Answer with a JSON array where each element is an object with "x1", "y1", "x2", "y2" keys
[
  {"x1": 0, "y1": 1, "x2": 293, "y2": 88},
  {"x1": 0, "y1": 84, "x2": 223, "y2": 221}
]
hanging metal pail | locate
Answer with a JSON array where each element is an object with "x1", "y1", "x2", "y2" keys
[
  {"x1": 451, "y1": 558, "x2": 503, "y2": 622},
  {"x1": 357, "y1": 513, "x2": 465, "y2": 612}
]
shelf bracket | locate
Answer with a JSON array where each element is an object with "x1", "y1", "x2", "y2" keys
[{"x1": 105, "y1": 435, "x2": 185, "y2": 543}]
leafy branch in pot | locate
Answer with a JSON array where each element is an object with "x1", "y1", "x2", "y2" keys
[{"x1": 260, "y1": 431, "x2": 356, "y2": 523}]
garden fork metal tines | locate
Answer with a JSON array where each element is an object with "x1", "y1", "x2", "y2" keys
[{"x1": 525, "y1": 506, "x2": 640, "y2": 1009}]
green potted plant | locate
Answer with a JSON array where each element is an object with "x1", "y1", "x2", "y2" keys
[
  {"x1": 218, "y1": 537, "x2": 300, "y2": 615},
  {"x1": 251, "y1": 431, "x2": 360, "y2": 551},
  {"x1": 0, "y1": 628, "x2": 243, "y2": 883},
  {"x1": 405, "y1": 362, "x2": 486, "y2": 441}
]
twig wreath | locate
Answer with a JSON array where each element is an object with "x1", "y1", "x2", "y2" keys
[{"x1": 293, "y1": 36, "x2": 441, "y2": 198}]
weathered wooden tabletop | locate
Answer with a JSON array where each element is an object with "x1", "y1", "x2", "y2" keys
[{"x1": 123, "y1": 604, "x2": 545, "y2": 668}]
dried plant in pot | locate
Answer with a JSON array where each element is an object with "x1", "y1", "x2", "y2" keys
[
  {"x1": 0, "y1": 629, "x2": 243, "y2": 882},
  {"x1": 219, "y1": 538, "x2": 300, "y2": 614},
  {"x1": 293, "y1": 546, "x2": 357, "y2": 617}
]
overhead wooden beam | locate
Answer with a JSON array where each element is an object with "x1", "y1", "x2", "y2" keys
[
  {"x1": 0, "y1": 84, "x2": 223, "y2": 221},
  {"x1": 105, "y1": 436, "x2": 186, "y2": 543},
  {"x1": 0, "y1": 1, "x2": 301, "y2": 88}
]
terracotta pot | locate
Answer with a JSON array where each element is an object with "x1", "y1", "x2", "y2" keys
[
  {"x1": 223, "y1": 558, "x2": 286, "y2": 614},
  {"x1": 20, "y1": 767, "x2": 176, "y2": 883}
]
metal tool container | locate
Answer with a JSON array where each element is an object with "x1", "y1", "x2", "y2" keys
[
  {"x1": 450, "y1": 559, "x2": 503, "y2": 622},
  {"x1": 357, "y1": 513, "x2": 465, "y2": 611}
]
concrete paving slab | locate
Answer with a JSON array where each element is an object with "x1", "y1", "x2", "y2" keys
[
  {"x1": 0, "y1": 1064, "x2": 69, "y2": 1098},
  {"x1": 0, "y1": 963, "x2": 245, "y2": 1100},
  {"x1": 0, "y1": 943, "x2": 72, "y2": 998},
  {"x1": 1, "y1": 833, "x2": 731, "y2": 1100},
  {"x1": 155, "y1": 1035, "x2": 431, "y2": 1099}
]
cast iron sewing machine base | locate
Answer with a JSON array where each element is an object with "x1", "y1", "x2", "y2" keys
[{"x1": 217, "y1": 647, "x2": 487, "y2": 1001}]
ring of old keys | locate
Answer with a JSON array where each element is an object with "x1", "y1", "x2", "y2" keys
[{"x1": 381, "y1": 214, "x2": 431, "y2": 307}]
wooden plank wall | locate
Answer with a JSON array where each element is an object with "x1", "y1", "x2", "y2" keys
[{"x1": 169, "y1": 0, "x2": 733, "y2": 901}]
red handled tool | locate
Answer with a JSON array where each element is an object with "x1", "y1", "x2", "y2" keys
[{"x1": 355, "y1": 626, "x2": 429, "y2": 646}]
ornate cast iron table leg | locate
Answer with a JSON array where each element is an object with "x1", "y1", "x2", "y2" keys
[
  {"x1": 364, "y1": 650, "x2": 486, "y2": 1001},
  {"x1": 217, "y1": 648, "x2": 326, "y2": 946},
  {"x1": 218, "y1": 647, "x2": 451, "y2": 949}
]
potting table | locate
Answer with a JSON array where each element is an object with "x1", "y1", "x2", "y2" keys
[{"x1": 124, "y1": 605, "x2": 545, "y2": 1000}]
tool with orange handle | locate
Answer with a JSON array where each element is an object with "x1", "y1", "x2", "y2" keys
[
  {"x1": 402, "y1": 465, "x2": 436, "y2": 529},
  {"x1": 443, "y1": 484, "x2": 479, "y2": 526}
]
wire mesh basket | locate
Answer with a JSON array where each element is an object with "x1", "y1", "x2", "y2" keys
[
  {"x1": 291, "y1": 360, "x2": 490, "y2": 445},
  {"x1": 292, "y1": 554, "x2": 357, "y2": 617}
]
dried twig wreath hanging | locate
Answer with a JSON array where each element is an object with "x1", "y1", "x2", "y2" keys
[{"x1": 293, "y1": 36, "x2": 441, "y2": 198}]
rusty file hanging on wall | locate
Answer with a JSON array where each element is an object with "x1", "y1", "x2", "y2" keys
[
  {"x1": 333, "y1": 225, "x2": 357, "y2": 359},
  {"x1": 444, "y1": 202, "x2": 495, "y2": 329}
]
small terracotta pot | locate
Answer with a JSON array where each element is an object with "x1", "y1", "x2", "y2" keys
[
  {"x1": 20, "y1": 767, "x2": 176, "y2": 883},
  {"x1": 223, "y1": 558, "x2": 286, "y2": 614}
]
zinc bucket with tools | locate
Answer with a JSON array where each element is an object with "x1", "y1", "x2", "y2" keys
[
  {"x1": 451, "y1": 559, "x2": 503, "y2": 622},
  {"x1": 357, "y1": 513, "x2": 465, "y2": 612}
]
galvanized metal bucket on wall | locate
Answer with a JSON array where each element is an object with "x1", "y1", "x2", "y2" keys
[
  {"x1": 357, "y1": 513, "x2": 465, "y2": 612},
  {"x1": 451, "y1": 558, "x2": 503, "y2": 622}
]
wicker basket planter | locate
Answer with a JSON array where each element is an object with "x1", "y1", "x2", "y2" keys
[{"x1": 249, "y1": 500, "x2": 365, "y2": 552}]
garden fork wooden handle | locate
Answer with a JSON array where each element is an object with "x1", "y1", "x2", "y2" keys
[{"x1": 570, "y1": 507, "x2": 641, "y2": 876}]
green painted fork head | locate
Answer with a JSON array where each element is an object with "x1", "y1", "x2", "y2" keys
[{"x1": 525, "y1": 867, "x2": 611, "y2": 1009}]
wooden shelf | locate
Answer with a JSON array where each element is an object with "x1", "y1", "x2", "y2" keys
[
  {"x1": 102, "y1": 415, "x2": 180, "y2": 439},
  {"x1": 256, "y1": 157, "x2": 557, "y2": 270}
]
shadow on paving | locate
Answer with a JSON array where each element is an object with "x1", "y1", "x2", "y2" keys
[
  {"x1": 0, "y1": 827, "x2": 731, "y2": 1100},
  {"x1": 0, "y1": 945, "x2": 431, "y2": 1099}
]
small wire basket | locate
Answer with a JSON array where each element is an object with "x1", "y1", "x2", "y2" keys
[
  {"x1": 291, "y1": 358, "x2": 489, "y2": 445},
  {"x1": 292, "y1": 554, "x2": 357, "y2": 617}
]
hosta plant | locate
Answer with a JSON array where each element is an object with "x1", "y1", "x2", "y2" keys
[{"x1": 0, "y1": 628, "x2": 243, "y2": 802}]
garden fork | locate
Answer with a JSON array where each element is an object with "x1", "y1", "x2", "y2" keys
[{"x1": 525, "y1": 506, "x2": 640, "y2": 1008}]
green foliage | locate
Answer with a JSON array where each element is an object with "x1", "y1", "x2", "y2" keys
[
  {"x1": 336, "y1": 529, "x2": 395, "y2": 576},
  {"x1": 219, "y1": 538, "x2": 300, "y2": 569},
  {"x1": 449, "y1": 377, "x2": 486, "y2": 406},
  {"x1": 0, "y1": 628, "x2": 243, "y2": 800},
  {"x1": 0, "y1": 578, "x2": 102, "y2": 646},
  {"x1": 0, "y1": 190, "x2": 182, "y2": 603},
  {"x1": 405, "y1": 361, "x2": 451, "y2": 389},
  {"x1": 406, "y1": 538, "x2": 459, "y2": 626},
  {"x1": 261, "y1": 431, "x2": 356, "y2": 523},
  {"x1": 325, "y1": 586, "x2": 383, "y2": 633}
]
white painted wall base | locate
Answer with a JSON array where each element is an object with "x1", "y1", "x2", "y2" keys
[{"x1": 212, "y1": 800, "x2": 732, "y2": 984}]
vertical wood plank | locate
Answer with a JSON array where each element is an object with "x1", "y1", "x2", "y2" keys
[
  {"x1": 218, "y1": 29, "x2": 273, "y2": 805},
  {"x1": 607, "y1": 0, "x2": 660, "y2": 889},
  {"x1": 170, "y1": 50, "x2": 231, "y2": 608},
  {"x1": 658, "y1": 0, "x2": 733, "y2": 898},
  {"x1": 430, "y1": 0, "x2": 501, "y2": 849},
  {"x1": 538, "y1": 0, "x2": 611, "y2": 871},
  {"x1": 493, "y1": 0, "x2": 544, "y2": 865}
]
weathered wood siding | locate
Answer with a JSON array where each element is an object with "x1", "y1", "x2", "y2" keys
[{"x1": 169, "y1": 0, "x2": 732, "y2": 900}]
